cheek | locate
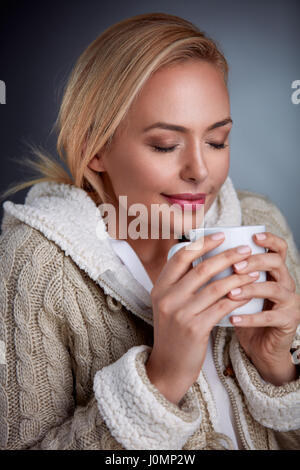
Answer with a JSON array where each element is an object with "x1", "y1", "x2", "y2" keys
[
  {"x1": 126, "y1": 157, "x2": 166, "y2": 188},
  {"x1": 209, "y1": 154, "x2": 229, "y2": 183},
  {"x1": 109, "y1": 154, "x2": 164, "y2": 196},
  {"x1": 205, "y1": 156, "x2": 229, "y2": 201}
]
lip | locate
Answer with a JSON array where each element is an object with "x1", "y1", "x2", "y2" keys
[
  {"x1": 162, "y1": 193, "x2": 206, "y2": 200},
  {"x1": 161, "y1": 193, "x2": 206, "y2": 211}
]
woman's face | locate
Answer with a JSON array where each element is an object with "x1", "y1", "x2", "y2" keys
[{"x1": 89, "y1": 59, "x2": 232, "y2": 239}]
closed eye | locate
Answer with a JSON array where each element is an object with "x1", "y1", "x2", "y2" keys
[
  {"x1": 152, "y1": 145, "x2": 178, "y2": 153},
  {"x1": 208, "y1": 142, "x2": 229, "y2": 150},
  {"x1": 152, "y1": 143, "x2": 228, "y2": 153}
]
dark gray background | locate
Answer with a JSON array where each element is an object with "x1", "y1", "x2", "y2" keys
[{"x1": 0, "y1": 0, "x2": 299, "y2": 249}]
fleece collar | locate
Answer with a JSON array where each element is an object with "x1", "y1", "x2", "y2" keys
[{"x1": 2, "y1": 175, "x2": 241, "y2": 326}]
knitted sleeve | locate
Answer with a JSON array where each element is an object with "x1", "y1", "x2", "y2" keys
[
  {"x1": 230, "y1": 192, "x2": 300, "y2": 448},
  {"x1": 0, "y1": 220, "x2": 201, "y2": 450}
]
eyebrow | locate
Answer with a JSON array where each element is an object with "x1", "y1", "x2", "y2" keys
[{"x1": 143, "y1": 117, "x2": 233, "y2": 133}]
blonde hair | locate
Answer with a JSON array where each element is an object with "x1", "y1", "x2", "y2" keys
[{"x1": 0, "y1": 12, "x2": 229, "y2": 206}]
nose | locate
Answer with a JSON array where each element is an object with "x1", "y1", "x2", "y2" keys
[{"x1": 179, "y1": 143, "x2": 209, "y2": 182}]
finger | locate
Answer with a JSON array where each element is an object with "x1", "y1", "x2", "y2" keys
[
  {"x1": 232, "y1": 251, "x2": 296, "y2": 292},
  {"x1": 229, "y1": 309, "x2": 295, "y2": 329},
  {"x1": 232, "y1": 252, "x2": 281, "y2": 275},
  {"x1": 193, "y1": 296, "x2": 251, "y2": 330},
  {"x1": 175, "y1": 272, "x2": 259, "y2": 317},
  {"x1": 267, "y1": 264, "x2": 296, "y2": 292},
  {"x1": 174, "y1": 244, "x2": 253, "y2": 296},
  {"x1": 154, "y1": 233, "x2": 226, "y2": 292},
  {"x1": 253, "y1": 231, "x2": 288, "y2": 261},
  {"x1": 227, "y1": 280, "x2": 291, "y2": 304}
]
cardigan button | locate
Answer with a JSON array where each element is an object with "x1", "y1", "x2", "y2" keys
[
  {"x1": 106, "y1": 295, "x2": 122, "y2": 312},
  {"x1": 223, "y1": 365, "x2": 235, "y2": 378}
]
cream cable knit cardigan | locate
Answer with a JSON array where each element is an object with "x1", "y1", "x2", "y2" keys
[{"x1": 0, "y1": 175, "x2": 300, "y2": 450}]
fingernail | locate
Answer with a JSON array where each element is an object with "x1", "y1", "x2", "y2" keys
[
  {"x1": 230, "y1": 288, "x2": 242, "y2": 296},
  {"x1": 231, "y1": 316, "x2": 242, "y2": 323},
  {"x1": 210, "y1": 232, "x2": 225, "y2": 240},
  {"x1": 233, "y1": 260, "x2": 248, "y2": 270},
  {"x1": 249, "y1": 271, "x2": 259, "y2": 277},
  {"x1": 237, "y1": 245, "x2": 251, "y2": 254},
  {"x1": 256, "y1": 233, "x2": 266, "y2": 240}
]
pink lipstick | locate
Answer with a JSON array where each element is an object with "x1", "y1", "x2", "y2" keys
[{"x1": 161, "y1": 193, "x2": 206, "y2": 211}]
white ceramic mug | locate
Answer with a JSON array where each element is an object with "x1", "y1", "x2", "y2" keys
[{"x1": 167, "y1": 225, "x2": 267, "y2": 327}]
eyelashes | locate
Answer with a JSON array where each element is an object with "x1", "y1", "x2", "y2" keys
[
  {"x1": 152, "y1": 143, "x2": 229, "y2": 153},
  {"x1": 209, "y1": 143, "x2": 228, "y2": 150},
  {"x1": 152, "y1": 145, "x2": 177, "y2": 153}
]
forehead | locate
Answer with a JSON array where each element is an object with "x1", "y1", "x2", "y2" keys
[{"x1": 125, "y1": 61, "x2": 230, "y2": 132}]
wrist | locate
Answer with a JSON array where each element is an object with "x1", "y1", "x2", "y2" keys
[
  {"x1": 250, "y1": 352, "x2": 299, "y2": 386},
  {"x1": 145, "y1": 359, "x2": 191, "y2": 406}
]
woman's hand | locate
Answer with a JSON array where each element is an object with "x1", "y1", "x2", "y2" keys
[
  {"x1": 227, "y1": 231, "x2": 300, "y2": 385},
  {"x1": 146, "y1": 234, "x2": 258, "y2": 405}
]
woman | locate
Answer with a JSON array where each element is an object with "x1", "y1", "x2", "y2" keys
[{"x1": 0, "y1": 12, "x2": 300, "y2": 450}]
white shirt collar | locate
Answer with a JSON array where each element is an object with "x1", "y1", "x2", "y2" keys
[{"x1": 108, "y1": 235, "x2": 154, "y2": 293}]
